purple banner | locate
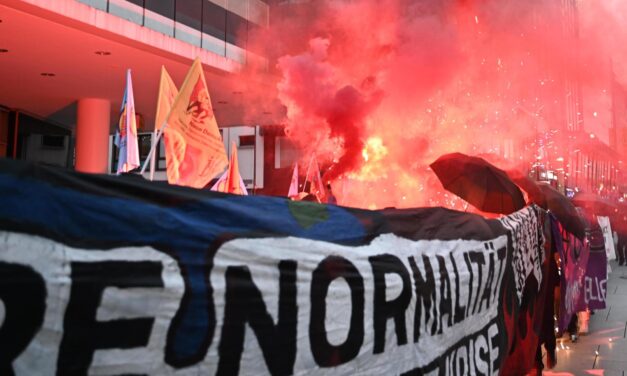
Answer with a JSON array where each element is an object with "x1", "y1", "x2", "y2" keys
[
  {"x1": 554, "y1": 217, "x2": 590, "y2": 333},
  {"x1": 583, "y1": 226, "x2": 607, "y2": 310}
]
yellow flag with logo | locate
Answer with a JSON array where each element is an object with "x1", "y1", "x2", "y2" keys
[
  {"x1": 164, "y1": 58, "x2": 228, "y2": 188},
  {"x1": 155, "y1": 66, "x2": 178, "y2": 133}
]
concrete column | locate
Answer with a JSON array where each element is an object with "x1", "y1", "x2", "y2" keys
[{"x1": 75, "y1": 98, "x2": 111, "y2": 173}]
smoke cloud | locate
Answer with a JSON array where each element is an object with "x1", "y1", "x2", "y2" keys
[{"x1": 244, "y1": 0, "x2": 627, "y2": 210}]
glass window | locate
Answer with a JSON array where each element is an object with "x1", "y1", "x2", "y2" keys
[
  {"x1": 76, "y1": 0, "x2": 107, "y2": 12},
  {"x1": 176, "y1": 0, "x2": 202, "y2": 30},
  {"x1": 226, "y1": 12, "x2": 247, "y2": 48},
  {"x1": 144, "y1": 0, "x2": 174, "y2": 19},
  {"x1": 144, "y1": 0, "x2": 174, "y2": 36},
  {"x1": 174, "y1": 0, "x2": 202, "y2": 46},
  {"x1": 247, "y1": 22, "x2": 265, "y2": 55},
  {"x1": 126, "y1": 0, "x2": 144, "y2": 6},
  {"x1": 203, "y1": 1, "x2": 226, "y2": 40},
  {"x1": 109, "y1": 0, "x2": 144, "y2": 25},
  {"x1": 202, "y1": 1, "x2": 227, "y2": 55},
  {"x1": 248, "y1": 0, "x2": 269, "y2": 27}
]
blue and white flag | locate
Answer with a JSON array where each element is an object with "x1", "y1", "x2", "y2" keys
[{"x1": 115, "y1": 69, "x2": 140, "y2": 174}]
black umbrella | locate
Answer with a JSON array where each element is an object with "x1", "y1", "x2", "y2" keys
[
  {"x1": 508, "y1": 170, "x2": 548, "y2": 209},
  {"x1": 537, "y1": 183, "x2": 586, "y2": 240},
  {"x1": 571, "y1": 192, "x2": 618, "y2": 217},
  {"x1": 430, "y1": 152, "x2": 526, "y2": 214}
]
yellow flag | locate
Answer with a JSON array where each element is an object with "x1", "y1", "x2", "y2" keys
[
  {"x1": 155, "y1": 66, "x2": 178, "y2": 132},
  {"x1": 153, "y1": 66, "x2": 178, "y2": 181},
  {"x1": 164, "y1": 58, "x2": 228, "y2": 188}
]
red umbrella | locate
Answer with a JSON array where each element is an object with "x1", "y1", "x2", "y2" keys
[
  {"x1": 537, "y1": 183, "x2": 586, "y2": 240},
  {"x1": 430, "y1": 153, "x2": 526, "y2": 214}
]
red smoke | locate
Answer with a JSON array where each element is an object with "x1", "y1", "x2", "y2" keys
[
  {"x1": 245, "y1": 0, "x2": 627, "y2": 210},
  {"x1": 277, "y1": 38, "x2": 383, "y2": 181}
]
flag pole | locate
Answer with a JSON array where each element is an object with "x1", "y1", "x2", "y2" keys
[
  {"x1": 149, "y1": 131, "x2": 157, "y2": 181},
  {"x1": 302, "y1": 153, "x2": 314, "y2": 193},
  {"x1": 141, "y1": 120, "x2": 167, "y2": 176},
  {"x1": 252, "y1": 125, "x2": 257, "y2": 195}
]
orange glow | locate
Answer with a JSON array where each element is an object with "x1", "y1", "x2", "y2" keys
[{"x1": 354, "y1": 137, "x2": 388, "y2": 180}]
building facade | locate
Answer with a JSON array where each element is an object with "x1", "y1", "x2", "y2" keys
[{"x1": 0, "y1": 0, "x2": 293, "y2": 191}]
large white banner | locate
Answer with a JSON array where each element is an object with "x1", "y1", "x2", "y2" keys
[
  {"x1": 1, "y1": 230, "x2": 510, "y2": 375},
  {"x1": 597, "y1": 216, "x2": 616, "y2": 262}
]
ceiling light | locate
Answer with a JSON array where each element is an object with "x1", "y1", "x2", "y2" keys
[
  {"x1": 95, "y1": 51, "x2": 111, "y2": 56},
  {"x1": 40, "y1": 72, "x2": 56, "y2": 77}
]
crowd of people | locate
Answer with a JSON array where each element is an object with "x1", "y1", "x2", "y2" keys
[{"x1": 535, "y1": 205, "x2": 626, "y2": 373}]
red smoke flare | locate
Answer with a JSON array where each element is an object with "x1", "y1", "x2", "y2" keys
[{"x1": 243, "y1": 0, "x2": 627, "y2": 210}]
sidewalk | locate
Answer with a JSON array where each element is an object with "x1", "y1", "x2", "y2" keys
[{"x1": 544, "y1": 261, "x2": 627, "y2": 376}]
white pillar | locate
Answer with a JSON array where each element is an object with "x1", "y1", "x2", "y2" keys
[{"x1": 75, "y1": 98, "x2": 111, "y2": 173}]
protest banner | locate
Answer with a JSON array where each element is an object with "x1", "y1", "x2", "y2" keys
[
  {"x1": 498, "y1": 206, "x2": 551, "y2": 374},
  {"x1": 584, "y1": 245, "x2": 608, "y2": 310},
  {"x1": 552, "y1": 217, "x2": 590, "y2": 333},
  {"x1": 597, "y1": 216, "x2": 616, "y2": 262},
  {"x1": 0, "y1": 159, "x2": 548, "y2": 375}
]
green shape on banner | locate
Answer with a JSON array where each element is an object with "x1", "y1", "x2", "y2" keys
[{"x1": 288, "y1": 200, "x2": 329, "y2": 229}]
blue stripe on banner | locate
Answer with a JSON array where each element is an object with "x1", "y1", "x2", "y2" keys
[
  {"x1": 0, "y1": 174, "x2": 366, "y2": 245},
  {"x1": 0, "y1": 172, "x2": 366, "y2": 363}
]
